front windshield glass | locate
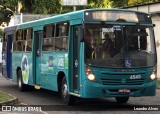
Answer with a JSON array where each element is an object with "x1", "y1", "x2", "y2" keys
[{"x1": 84, "y1": 24, "x2": 156, "y2": 68}]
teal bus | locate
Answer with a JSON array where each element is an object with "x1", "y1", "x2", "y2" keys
[{"x1": 2, "y1": 9, "x2": 157, "y2": 105}]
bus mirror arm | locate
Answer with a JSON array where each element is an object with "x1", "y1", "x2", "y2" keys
[
  {"x1": 153, "y1": 24, "x2": 156, "y2": 27},
  {"x1": 80, "y1": 30, "x2": 85, "y2": 42},
  {"x1": 80, "y1": 34, "x2": 85, "y2": 42}
]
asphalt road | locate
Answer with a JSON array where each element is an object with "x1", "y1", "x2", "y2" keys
[{"x1": 0, "y1": 74, "x2": 160, "y2": 114}]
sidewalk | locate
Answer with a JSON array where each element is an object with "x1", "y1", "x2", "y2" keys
[{"x1": 0, "y1": 73, "x2": 18, "y2": 105}]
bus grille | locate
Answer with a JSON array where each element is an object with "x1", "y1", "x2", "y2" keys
[{"x1": 101, "y1": 78, "x2": 145, "y2": 85}]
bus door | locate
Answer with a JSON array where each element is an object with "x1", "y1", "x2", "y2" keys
[
  {"x1": 33, "y1": 31, "x2": 42, "y2": 85},
  {"x1": 72, "y1": 25, "x2": 82, "y2": 93},
  {"x1": 6, "y1": 34, "x2": 13, "y2": 79},
  {"x1": 2, "y1": 34, "x2": 13, "y2": 79}
]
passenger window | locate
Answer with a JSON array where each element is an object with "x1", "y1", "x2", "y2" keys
[
  {"x1": 55, "y1": 22, "x2": 69, "y2": 51},
  {"x1": 22, "y1": 28, "x2": 33, "y2": 52},
  {"x1": 13, "y1": 30, "x2": 23, "y2": 51},
  {"x1": 42, "y1": 25, "x2": 55, "y2": 51}
]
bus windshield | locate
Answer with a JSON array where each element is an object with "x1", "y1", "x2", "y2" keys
[{"x1": 84, "y1": 24, "x2": 156, "y2": 68}]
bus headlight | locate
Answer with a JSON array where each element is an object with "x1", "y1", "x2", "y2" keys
[
  {"x1": 150, "y1": 65, "x2": 157, "y2": 80},
  {"x1": 88, "y1": 74, "x2": 95, "y2": 81},
  {"x1": 86, "y1": 67, "x2": 96, "y2": 82},
  {"x1": 150, "y1": 74, "x2": 156, "y2": 80}
]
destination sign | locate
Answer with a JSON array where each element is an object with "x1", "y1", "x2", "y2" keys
[{"x1": 84, "y1": 10, "x2": 152, "y2": 23}]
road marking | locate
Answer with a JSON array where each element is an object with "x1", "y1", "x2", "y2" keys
[
  {"x1": 40, "y1": 111, "x2": 49, "y2": 114},
  {"x1": 20, "y1": 103, "x2": 28, "y2": 105}
]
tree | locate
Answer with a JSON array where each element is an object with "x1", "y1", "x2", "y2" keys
[
  {"x1": 21, "y1": 0, "x2": 35, "y2": 13},
  {"x1": 0, "y1": 6, "x2": 13, "y2": 25},
  {"x1": 111, "y1": 0, "x2": 129, "y2": 8},
  {"x1": 0, "y1": 29, "x2": 3, "y2": 38},
  {"x1": 31, "y1": 0, "x2": 61, "y2": 14},
  {"x1": 0, "y1": 0, "x2": 62, "y2": 25},
  {"x1": 87, "y1": 0, "x2": 112, "y2": 8},
  {"x1": 111, "y1": 0, "x2": 155, "y2": 8},
  {"x1": 61, "y1": 0, "x2": 113, "y2": 13},
  {"x1": 0, "y1": 0, "x2": 18, "y2": 25},
  {"x1": 128, "y1": 0, "x2": 154, "y2": 6}
]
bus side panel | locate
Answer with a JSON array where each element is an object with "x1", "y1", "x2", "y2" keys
[
  {"x1": 12, "y1": 52, "x2": 23, "y2": 82},
  {"x1": 40, "y1": 52, "x2": 68, "y2": 91},
  {"x1": 40, "y1": 52, "x2": 57, "y2": 91}
]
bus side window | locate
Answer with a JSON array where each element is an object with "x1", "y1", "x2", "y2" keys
[
  {"x1": 23, "y1": 28, "x2": 32, "y2": 52},
  {"x1": 55, "y1": 22, "x2": 69, "y2": 51},
  {"x1": 42, "y1": 24, "x2": 55, "y2": 51},
  {"x1": 13, "y1": 30, "x2": 23, "y2": 51}
]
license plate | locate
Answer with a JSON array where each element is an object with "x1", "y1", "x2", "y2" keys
[{"x1": 119, "y1": 89, "x2": 130, "y2": 93}]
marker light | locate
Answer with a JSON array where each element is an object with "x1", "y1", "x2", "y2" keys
[{"x1": 86, "y1": 67, "x2": 96, "y2": 82}]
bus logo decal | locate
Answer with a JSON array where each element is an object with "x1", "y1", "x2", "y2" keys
[
  {"x1": 121, "y1": 79, "x2": 126, "y2": 84},
  {"x1": 21, "y1": 55, "x2": 29, "y2": 84},
  {"x1": 58, "y1": 58, "x2": 64, "y2": 69},
  {"x1": 48, "y1": 56, "x2": 54, "y2": 70},
  {"x1": 125, "y1": 59, "x2": 131, "y2": 67}
]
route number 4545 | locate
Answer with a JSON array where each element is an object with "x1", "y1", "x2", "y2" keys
[{"x1": 130, "y1": 75, "x2": 141, "y2": 79}]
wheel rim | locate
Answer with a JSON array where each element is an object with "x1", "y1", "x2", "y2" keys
[
  {"x1": 18, "y1": 77, "x2": 22, "y2": 88},
  {"x1": 62, "y1": 82, "x2": 68, "y2": 98}
]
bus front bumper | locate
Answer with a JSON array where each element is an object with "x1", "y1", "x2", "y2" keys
[{"x1": 81, "y1": 80, "x2": 156, "y2": 98}]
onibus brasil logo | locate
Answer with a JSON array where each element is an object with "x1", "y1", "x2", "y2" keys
[{"x1": 21, "y1": 55, "x2": 29, "y2": 84}]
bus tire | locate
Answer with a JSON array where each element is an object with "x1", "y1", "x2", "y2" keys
[
  {"x1": 61, "y1": 76, "x2": 75, "y2": 105},
  {"x1": 17, "y1": 70, "x2": 26, "y2": 92},
  {"x1": 115, "y1": 97, "x2": 129, "y2": 103}
]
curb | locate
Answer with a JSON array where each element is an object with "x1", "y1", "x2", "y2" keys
[{"x1": 0, "y1": 91, "x2": 18, "y2": 105}]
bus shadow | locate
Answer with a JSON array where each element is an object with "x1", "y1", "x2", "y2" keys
[
  {"x1": 72, "y1": 98, "x2": 133, "y2": 111},
  {"x1": 27, "y1": 88, "x2": 134, "y2": 111},
  {"x1": 0, "y1": 80, "x2": 135, "y2": 110}
]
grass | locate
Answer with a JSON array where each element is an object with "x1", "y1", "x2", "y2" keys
[
  {"x1": 157, "y1": 80, "x2": 160, "y2": 87},
  {"x1": 0, "y1": 92, "x2": 13, "y2": 103}
]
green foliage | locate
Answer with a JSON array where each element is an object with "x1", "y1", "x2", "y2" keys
[
  {"x1": 0, "y1": 0, "x2": 17, "y2": 25},
  {"x1": 128, "y1": 0, "x2": 155, "y2": 6},
  {"x1": 87, "y1": 0, "x2": 112, "y2": 8},
  {"x1": 31, "y1": 0, "x2": 61, "y2": 14},
  {"x1": 0, "y1": 29, "x2": 3, "y2": 38},
  {"x1": 111, "y1": 0, "x2": 128, "y2": 8},
  {"x1": 61, "y1": 0, "x2": 113, "y2": 13},
  {"x1": 111, "y1": 0, "x2": 155, "y2": 8}
]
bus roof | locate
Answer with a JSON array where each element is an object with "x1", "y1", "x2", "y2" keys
[
  {"x1": 4, "y1": 25, "x2": 17, "y2": 35},
  {"x1": 4, "y1": 25, "x2": 17, "y2": 33},
  {"x1": 17, "y1": 8, "x2": 151, "y2": 29}
]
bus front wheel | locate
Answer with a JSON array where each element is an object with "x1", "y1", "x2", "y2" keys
[
  {"x1": 61, "y1": 76, "x2": 75, "y2": 105},
  {"x1": 115, "y1": 97, "x2": 129, "y2": 103},
  {"x1": 17, "y1": 70, "x2": 26, "y2": 91}
]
